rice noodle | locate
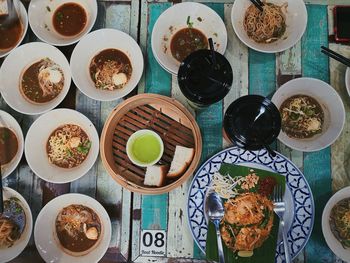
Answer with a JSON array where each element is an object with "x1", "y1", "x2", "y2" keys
[{"x1": 243, "y1": 1, "x2": 287, "y2": 43}]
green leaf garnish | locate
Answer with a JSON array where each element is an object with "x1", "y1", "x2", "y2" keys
[{"x1": 77, "y1": 140, "x2": 91, "y2": 155}]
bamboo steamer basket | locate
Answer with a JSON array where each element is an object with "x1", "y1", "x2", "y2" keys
[{"x1": 100, "y1": 94, "x2": 202, "y2": 194}]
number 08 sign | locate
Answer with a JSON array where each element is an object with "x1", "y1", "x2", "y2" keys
[{"x1": 140, "y1": 230, "x2": 167, "y2": 257}]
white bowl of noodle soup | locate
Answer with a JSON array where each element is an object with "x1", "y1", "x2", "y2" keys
[
  {"x1": 231, "y1": 0, "x2": 307, "y2": 53},
  {"x1": 25, "y1": 108, "x2": 99, "y2": 184},
  {"x1": 0, "y1": 187, "x2": 33, "y2": 263},
  {"x1": 0, "y1": 42, "x2": 71, "y2": 115}
]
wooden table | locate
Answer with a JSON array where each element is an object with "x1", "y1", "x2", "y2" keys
[{"x1": 1, "y1": 0, "x2": 350, "y2": 262}]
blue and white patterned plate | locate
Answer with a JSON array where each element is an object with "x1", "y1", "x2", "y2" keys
[{"x1": 187, "y1": 147, "x2": 314, "y2": 262}]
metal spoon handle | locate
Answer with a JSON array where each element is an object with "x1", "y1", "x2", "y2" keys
[
  {"x1": 213, "y1": 220, "x2": 225, "y2": 263},
  {"x1": 281, "y1": 220, "x2": 291, "y2": 263}
]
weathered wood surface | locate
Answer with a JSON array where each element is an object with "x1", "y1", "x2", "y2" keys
[{"x1": 0, "y1": 0, "x2": 349, "y2": 262}]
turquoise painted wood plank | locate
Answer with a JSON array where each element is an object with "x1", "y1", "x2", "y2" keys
[
  {"x1": 141, "y1": 194, "x2": 169, "y2": 229},
  {"x1": 193, "y1": 3, "x2": 224, "y2": 259},
  {"x1": 249, "y1": 50, "x2": 276, "y2": 96},
  {"x1": 301, "y1": 5, "x2": 334, "y2": 263},
  {"x1": 145, "y1": 2, "x2": 172, "y2": 96},
  {"x1": 141, "y1": 2, "x2": 172, "y2": 232}
]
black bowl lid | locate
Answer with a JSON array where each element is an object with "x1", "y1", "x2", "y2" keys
[
  {"x1": 178, "y1": 50, "x2": 233, "y2": 105},
  {"x1": 224, "y1": 95, "x2": 281, "y2": 150}
]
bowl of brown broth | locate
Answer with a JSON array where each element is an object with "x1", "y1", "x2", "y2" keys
[
  {"x1": 0, "y1": 1, "x2": 28, "y2": 58},
  {"x1": 28, "y1": 0, "x2": 97, "y2": 46},
  {"x1": 0, "y1": 110, "x2": 24, "y2": 179},
  {"x1": 271, "y1": 78, "x2": 345, "y2": 152},
  {"x1": 70, "y1": 28, "x2": 144, "y2": 101},
  {"x1": 151, "y1": 2, "x2": 227, "y2": 75},
  {"x1": 0, "y1": 42, "x2": 71, "y2": 115}
]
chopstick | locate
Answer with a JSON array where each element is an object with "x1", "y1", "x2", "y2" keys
[
  {"x1": 250, "y1": 0, "x2": 264, "y2": 12},
  {"x1": 321, "y1": 46, "x2": 350, "y2": 68}
]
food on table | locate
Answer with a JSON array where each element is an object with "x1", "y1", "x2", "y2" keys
[
  {"x1": 0, "y1": 127, "x2": 18, "y2": 166},
  {"x1": 330, "y1": 198, "x2": 350, "y2": 249},
  {"x1": 170, "y1": 16, "x2": 208, "y2": 62},
  {"x1": 20, "y1": 58, "x2": 65, "y2": 104},
  {"x1": 0, "y1": 198, "x2": 26, "y2": 248},
  {"x1": 46, "y1": 124, "x2": 91, "y2": 169},
  {"x1": 167, "y1": 145, "x2": 194, "y2": 178},
  {"x1": 144, "y1": 165, "x2": 169, "y2": 187},
  {"x1": 0, "y1": 9, "x2": 23, "y2": 51},
  {"x1": 220, "y1": 192, "x2": 274, "y2": 254},
  {"x1": 280, "y1": 94, "x2": 324, "y2": 139},
  {"x1": 89, "y1": 48, "x2": 133, "y2": 91},
  {"x1": 53, "y1": 2, "x2": 87, "y2": 37},
  {"x1": 244, "y1": 1, "x2": 287, "y2": 43},
  {"x1": 55, "y1": 204, "x2": 101, "y2": 255}
]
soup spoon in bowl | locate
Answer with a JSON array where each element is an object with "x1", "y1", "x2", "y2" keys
[{"x1": 205, "y1": 191, "x2": 225, "y2": 263}]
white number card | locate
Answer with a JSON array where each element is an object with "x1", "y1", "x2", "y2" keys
[{"x1": 140, "y1": 230, "x2": 167, "y2": 257}]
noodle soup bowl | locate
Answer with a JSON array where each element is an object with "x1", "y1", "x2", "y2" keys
[
  {"x1": 322, "y1": 186, "x2": 350, "y2": 262},
  {"x1": 231, "y1": 0, "x2": 307, "y2": 53},
  {"x1": 0, "y1": 187, "x2": 33, "y2": 263},
  {"x1": 0, "y1": 110, "x2": 24, "y2": 179},
  {"x1": 28, "y1": 0, "x2": 97, "y2": 46},
  {"x1": 0, "y1": 1, "x2": 28, "y2": 58},
  {"x1": 271, "y1": 78, "x2": 345, "y2": 152},
  {"x1": 0, "y1": 42, "x2": 71, "y2": 115},
  {"x1": 151, "y1": 2, "x2": 227, "y2": 75},
  {"x1": 70, "y1": 28, "x2": 144, "y2": 101},
  {"x1": 34, "y1": 193, "x2": 111, "y2": 263},
  {"x1": 25, "y1": 108, "x2": 99, "y2": 184}
]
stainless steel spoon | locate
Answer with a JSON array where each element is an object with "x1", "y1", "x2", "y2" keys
[{"x1": 205, "y1": 191, "x2": 225, "y2": 263}]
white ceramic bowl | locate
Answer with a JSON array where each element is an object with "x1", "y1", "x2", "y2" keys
[
  {"x1": 322, "y1": 186, "x2": 350, "y2": 262},
  {"x1": 345, "y1": 68, "x2": 350, "y2": 97},
  {"x1": 0, "y1": 187, "x2": 33, "y2": 263},
  {"x1": 0, "y1": 1, "x2": 28, "y2": 58},
  {"x1": 25, "y1": 109, "x2": 99, "y2": 184},
  {"x1": 231, "y1": 0, "x2": 307, "y2": 53},
  {"x1": 151, "y1": 2, "x2": 227, "y2": 75},
  {"x1": 34, "y1": 193, "x2": 111, "y2": 263},
  {"x1": 0, "y1": 42, "x2": 71, "y2": 115},
  {"x1": 70, "y1": 28, "x2": 144, "y2": 101},
  {"x1": 272, "y1": 78, "x2": 345, "y2": 152},
  {"x1": 0, "y1": 110, "x2": 24, "y2": 178},
  {"x1": 28, "y1": 0, "x2": 97, "y2": 46},
  {"x1": 126, "y1": 129, "x2": 164, "y2": 167}
]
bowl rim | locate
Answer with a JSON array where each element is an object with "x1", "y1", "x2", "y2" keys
[
  {"x1": 230, "y1": 0, "x2": 308, "y2": 53},
  {"x1": 345, "y1": 67, "x2": 350, "y2": 97},
  {"x1": 322, "y1": 186, "x2": 350, "y2": 262},
  {"x1": 151, "y1": 1, "x2": 228, "y2": 75},
  {"x1": 0, "y1": 2, "x2": 29, "y2": 58},
  {"x1": 0, "y1": 187, "x2": 33, "y2": 262},
  {"x1": 272, "y1": 77, "x2": 346, "y2": 152},
  {"x1": 34, "y1": 193, "x2": 111, "y2": 262},
  {"x1": 24, "y1": 108, "x2": 99, "y2": 184},
  {"x1": 28, "y1": 0, "x2": 98, "y2": 47},
  {"x1": 100, "y1": 93, "x2": 202, "y2": 195},
  {"x1": 70, "y1": 28, "x2": 144, "y2": 102}
]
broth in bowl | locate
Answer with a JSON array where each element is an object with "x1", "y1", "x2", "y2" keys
[
  {"x1": 20, "y1": 58, "x2": 65, "y2": 104},
  {"x1": 0, "y1": 15, "x2": 23, "y2": 51},
  {"x1": 55, "y1": 204, "x2": 101, "y2": 255},
  {"x1": 52, "y1": 2, "x2": 87, "y2": 37},
  {"x1": 46, "y1": 124, "x2": 91, "y2": 169},
  {"x1": 0, "y1": 127, "x2": 18, "y2": 166},
  {"x1": 89, "y1": 48, "x2": 133, "y2": 91}
]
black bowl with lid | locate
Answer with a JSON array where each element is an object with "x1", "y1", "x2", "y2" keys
[
  {"x1": 178, "y1": 49, "x2": 233, "y2": 109},
  {"x1": 224, "y1": 95, "x2": 281, "y2": 151}
]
